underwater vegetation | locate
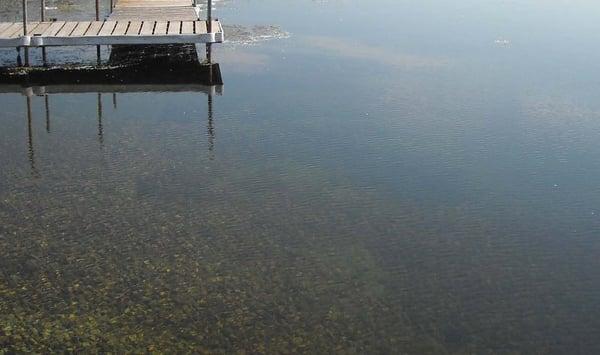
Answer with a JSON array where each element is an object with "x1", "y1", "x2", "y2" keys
[{"x1": 1, "y1": 124, "x2": 598, "y2": 353}]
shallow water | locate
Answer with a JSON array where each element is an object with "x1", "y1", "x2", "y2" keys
[{"x1": 1, "y1": 0, "x2": 600, "y2": 353}]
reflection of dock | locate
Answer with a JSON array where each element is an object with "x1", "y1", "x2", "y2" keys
[{"x1": 9, "y1": 81, "x2": 219, "y2": 176}]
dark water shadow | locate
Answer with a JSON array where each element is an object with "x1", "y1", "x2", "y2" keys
[{"x1": 0, "y1": 44, "x2": 223, "y2": 86}]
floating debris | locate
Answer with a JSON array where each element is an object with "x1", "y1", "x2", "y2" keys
[
  {"x1": 224, "y1": 25, "x2": 290, "y2": 45},
  {"x1": 494, "y1": 38, "x2": 511, "y2": 46}
]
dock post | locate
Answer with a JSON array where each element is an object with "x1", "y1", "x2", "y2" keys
[
  {"x1": 207, "y1": 0, "x2": 212, "y2": 27},
  {"x1": 41, "y1": 0, "x2": 47, "y2": 66},
  {"x1": 206, "y1": 0, "x2": 213, "y2": 82},
  {"x1": 95, "y1": 0, "x2": 101, "y2": 64},
  {"x1": 22, "y1": 0, "x2": 29, "y2": 66}
]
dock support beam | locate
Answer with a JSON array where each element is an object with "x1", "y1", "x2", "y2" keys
[{"x1": 22, "y1": 0, "x2": 29, "y2": 66}]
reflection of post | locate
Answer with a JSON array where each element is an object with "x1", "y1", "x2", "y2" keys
[
  {"x1": 207, "y1": 93, "x2": 214, "y2": 158},
  {"x1": 44, "y1": 95, "x2": 50, "y2": 132},
  {"x1": 97, "y1": 93, "x2": 104, "y2": 146},
  {"x1": 26, "y1": 96, "x2": 37, "y2": 175},
  {"x1": 112, "y1": 93, "x2": 117, "y2": 109},
  {"x1": 207, "y1": 45, "x2": 213, "y2": 84}
]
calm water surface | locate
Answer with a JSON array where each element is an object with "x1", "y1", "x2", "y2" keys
[{"x1": 1, "y1": 0, "x2": 600, "y2": 353}]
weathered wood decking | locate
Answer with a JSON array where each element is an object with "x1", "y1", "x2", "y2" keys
[
  {"x1": 110, "y1": 0, "x2": 201, "y2": 20},
  {"x1": 0, "y1": 0, "x2": 223, "y2": 48}
]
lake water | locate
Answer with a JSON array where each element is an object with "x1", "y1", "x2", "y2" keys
[{"x1": 1, "y1": 0, "x2": 600, "y2": 352}]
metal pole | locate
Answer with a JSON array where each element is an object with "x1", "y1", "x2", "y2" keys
[
  {"x1": 96, "y1": 0, "x2": 101, "y2": 64},
  {"x1": 41, "y1": 0, "x2": 47, "y2": 65},
  {"x1": 207, "y1": 0, "x2": 212, "y2": 27},
  {"x1": 22, "y1": 0, "x2": 29, "y2": 66},
  {"x1": 41, "y1": 0, "x2": 46, "y2": 21},
  {"x1": 205, "y1": 0, "x2": 212, "y2": 64}
]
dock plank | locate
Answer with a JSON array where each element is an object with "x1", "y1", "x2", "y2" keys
[
  {"x1": 70, "y1": 21, "x2": 91, "y2": 37},
  {"x1": 23, "y1": 22, "x2": 41, "y2": 36},
  {"x1": 126, "y1": 21, "x2": 142, "y2": 35},
  {"x1": 30, "y1": 22, "x2": 53, "y2": 36},
  {"x1": 154, "y1": 21, "x2": 168, "y2": 35},
  {"x1": 0, "y1": 23, "x2": 23, "y2": 38},
  {"x1": 41, "y1": 21, "x2": 66, "y2": 37},
  {"x1": 9, "y1": 23, "x2": 25, "y2": 38},
  {"x1": 139, "y1": 21, "x2": 155, "y2": 35},
  {"x1": 194, "y1": 20, "x2": 206, "y2": 34},
  {"x1": 181, "y1": 21, "x2": 194, "y2": 34},
  {"x1": 108, "y1": 7, "x2": 198, "y2": 21},
  {"x1": 0, "y1": 22, "x2": 12, "y2": 34},
  {"x1": 56, "y1": 22, "x2": 78, "y2": 37},
  {"x1": 98, "y1": 21, "x2": 117, "y2": 36},
  {"x1": 112, "y1": 21, "x2": 129, "y2": 36},
  {"x1": 167, "y1": 21, "x2": 181, "y2": 35},
  {"x1": 115, "y1": 0, "x2": 191, "y2": 8},
  {"x1": 84, "y1": 21, "x2": 104, "y2": 36}
]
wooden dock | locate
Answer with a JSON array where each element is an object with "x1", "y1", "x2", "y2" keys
[{"x1": 0, "y1": 0, "x2": 222, "y2": 54}]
